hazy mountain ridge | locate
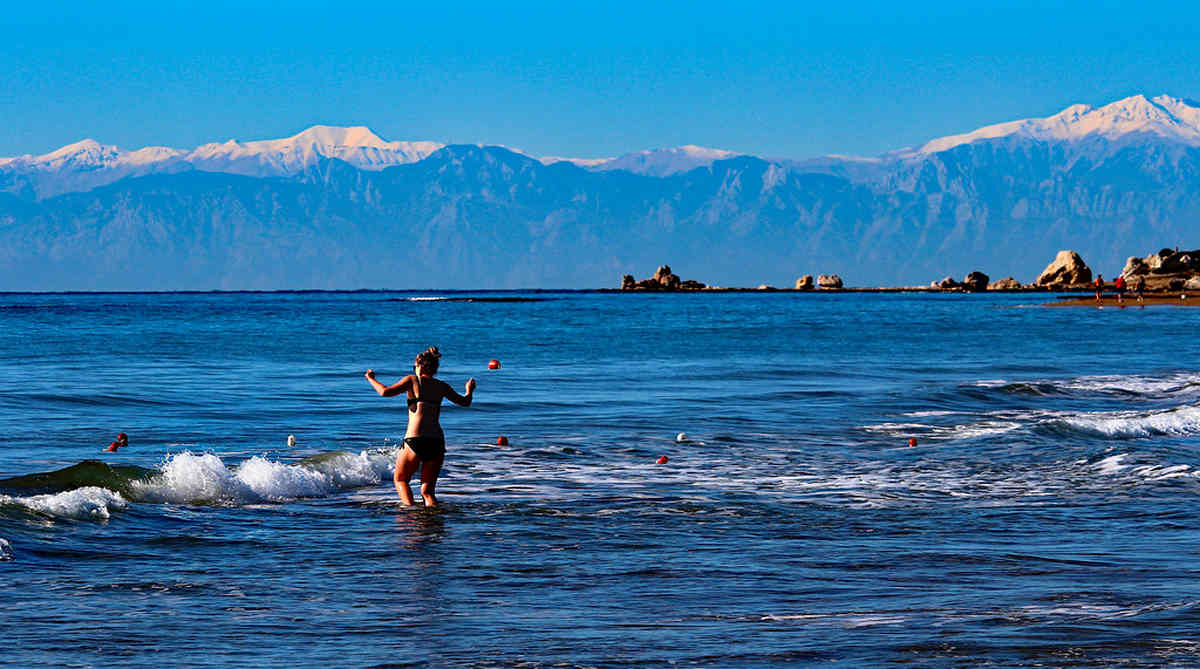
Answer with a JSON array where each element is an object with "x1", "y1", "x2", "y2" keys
[{"x1": 3, "y1": 94, "x2": 1200, "y2": 290}]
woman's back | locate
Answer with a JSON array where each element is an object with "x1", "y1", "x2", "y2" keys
[{"x1": 406, "y1": 374, "x2": 446, "y2": 438}]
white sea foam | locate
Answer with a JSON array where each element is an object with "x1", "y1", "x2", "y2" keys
[
  {"x1": 306, "y1": 450, "x2": 395, "y2": 487},
  {"x1": 975, "y1": 371, "x2": 1200, "y2": 397},
  {"x1": 0, "y1": 537, "x2": 12, "y2": 560},
  {"x1": 131, "y1": 450, "x2": 392, "y2": 505},
  {"x1": 237, "y1": 456, "x2": 335, "y2": 499},
  {"x1": 0, "y1": 486, "x2": 128, "y2": 520},
  {"x1": 759, "y1": 612, "x2": 907, "y2": 627},
  {"x1": 1062, "y1": 405, "x2": 1200, "y2": 438},
  {"x1": 1058, "y1": 372, "x2": 1200, "y2": 396},
  {"x1": 863, "y1": 418, "x2": 1022, "y2": 441},
  {"x1": 1092, "y1": 453, "x2": 1130, "y2": 474}
]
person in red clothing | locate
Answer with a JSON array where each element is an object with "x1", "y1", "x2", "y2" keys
[
  {"x1": 107, "y1": 432, "x2": 128, "y2": 452},
  {"x1": 1094, "y1": 274, "x2": 1104, "y2": 304},
  {"x1": 1114, "y1": 274, "x2": 1127, "y2": 305}
]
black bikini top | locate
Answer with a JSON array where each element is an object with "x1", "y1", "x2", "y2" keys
[{"x1": 407, "y1": 375, "x2": 433, "y2": 412}]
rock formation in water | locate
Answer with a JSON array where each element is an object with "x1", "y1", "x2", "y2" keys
[
  {"x1": 962, "y1": 271, "x2": 990, "y2": 291},
  {"x1": 817, "y1": 274, "x2": 843, "y2": 289},
  {"x1": 1036, "y1": 250, "x2": 1093, "y2": 288},
  {"x1": 987, "y1": 277, "x2": 1022, "y2": 290},
  {"x1": 620, "y1": 265, "x2": 708, "y2": 291},
  {"x1": 1121, "y1": 248, "x2": 1200, "y2": 291},
  {"x1": 794, "y1": 275, "x2": 814, "y2": 290}
]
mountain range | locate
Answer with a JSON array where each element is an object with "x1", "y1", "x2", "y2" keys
[{"x1": 3, "y1": 93, "x2": 1199, "y2": 290}]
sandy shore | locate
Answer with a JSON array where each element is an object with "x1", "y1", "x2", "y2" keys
[{"x1": 1047, "y1": 294, "x2": 1200, "y2": 307}]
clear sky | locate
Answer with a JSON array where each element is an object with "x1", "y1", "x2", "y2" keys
[{"x1": 2, "y1": 0, "x2": 1198, "y2": 160}]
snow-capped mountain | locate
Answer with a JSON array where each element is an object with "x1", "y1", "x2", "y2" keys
[
  {"x1": 0, "y1": 138, "x2": 183, "y2": 172},
  {"x1": 543, "y1": 145, "x2": 741, "y2": 177},
  {"x1": 911, "y1": 94, "x2": 1200, "y2": 156},
  {"x1": 0, "y1": 126, "x2": 443, "y2": 199},
  {"x1": 5, "y1": 93, "x2": 1200, "y2": 291},
  {"x1": 185, "y1": 125, "x2": 443, "y2": 176},
  {"x1": 0, "y1": 139, "x2": 187, "y2": 199}
]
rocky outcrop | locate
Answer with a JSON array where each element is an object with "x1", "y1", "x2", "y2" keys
[
  {"x1": 817, "y1": 274, "x2": 843, "y2": 289},
  {"x1": 962, "y1": 271, "x2": 990, "y2": 291},
  {"x1": 794, "y1": 275, "x2": 814, "y2": 290},
  {"x1": 1121, "y1": 248, "x2": 1200, "y2": 292},
  {"x1": 1036, "y1": 250, "x2": 1093, "y2": 287},
  {"x1": 931, "y1": 276, "x2": 961, "y2": 290},
  {"x1": 988, "y1": 277, "x2": 1022, "y2": 290},
  {"x1": 621, "y1": 265, "x2": 708, "y2": 291}
]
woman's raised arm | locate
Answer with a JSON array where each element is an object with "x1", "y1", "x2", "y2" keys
[
  {"x1": 443, "y1": 377, "x2": 476, "y2": 407},
  {"x1": 365, "y1": 369, "x2": 411, "y2": 397}
]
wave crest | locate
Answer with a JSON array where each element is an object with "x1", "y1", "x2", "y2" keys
[
  {"x1": 131, "y1": 450, "x2": 394, "y2": 505},
  {"x1": 0, "y1": 486, "x2": 128, "y2": 520}
]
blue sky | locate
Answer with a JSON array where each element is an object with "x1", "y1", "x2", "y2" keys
[{"x1": 2, "y1": 1, "x2": 1198, "y2": 160}]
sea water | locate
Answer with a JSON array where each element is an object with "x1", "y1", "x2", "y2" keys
[{"x1": 1, "y1": 291, "x2": 1199, "y2": 666}]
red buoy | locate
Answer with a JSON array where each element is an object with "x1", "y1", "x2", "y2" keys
[
  {"x1": 908, "y1": 437, "x2": 917, "y2": 447},
  {"x1": 496, "y1": 436, "x2": 509, "y2": 446},
  {"x1": 656, "y1": 455, "x2": 669, "y2": 464},
  {"x1": 488, "y1": 359, "x2": 501, "y2": 370},
  {"x1": 107, "y1": 432, "x2": 128, "y2": 452}
]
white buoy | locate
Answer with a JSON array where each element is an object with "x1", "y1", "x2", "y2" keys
[
  {"x1": 287, "y1": 434, "x2": 296, "y2": 447},
  {"x1": 675, "y1": 432, "x2": 688, "y2": 443}
]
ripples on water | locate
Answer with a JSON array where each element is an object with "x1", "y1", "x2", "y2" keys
[{"x1": 2, "y1": 291, "x2": 1200, "y2": 666}]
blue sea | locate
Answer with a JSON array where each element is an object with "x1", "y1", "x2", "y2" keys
[{"x1": 2, "y1": 291, "x2": 1199, "y2": 666}]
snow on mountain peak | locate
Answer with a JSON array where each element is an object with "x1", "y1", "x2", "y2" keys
[
  {"x1": 184, "y1": 126, "x2": 443, "y2": 175},
  {"x1": 917, "y1": 94, "x2": 1200, "y2": 155},
  {"x1": 273, "y1": 125, "x2": 389, "y2": 150},
  {"x1": 589, "y1": 145, "x2": 742, "y2": 176},
  {"x1": 37, "y1": 139, "x2": 121, "y2": 168}
]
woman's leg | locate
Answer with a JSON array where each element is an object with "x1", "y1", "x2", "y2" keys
[
  {"x1": 419, "y1": 458, "x2": 443, "y2": 507},
  {"x1": 394, "y1": 446, "x2": 420, "y2": 505}
]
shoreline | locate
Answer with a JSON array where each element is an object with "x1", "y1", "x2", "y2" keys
[{"x1": 1046, "y1": 294, "x2": 1200, "y2": 307}]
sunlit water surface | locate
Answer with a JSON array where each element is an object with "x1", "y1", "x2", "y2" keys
[{"x1": 2, "y1": 291, "x2": 1199, "y2": 666}]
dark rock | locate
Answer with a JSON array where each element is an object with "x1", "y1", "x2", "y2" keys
[
  {"x1": 652, "y1": 265, "x2": 681, "y2": 290},
  {"x1": 962, "y1": 271, "x2": 990, "y2": 291},
  {"x1": 932, "y1": 276, "x2": 961, "y2": 290},
  {"x1": 988, "y1": 277, "x2": 1022, "y2": 290},
  {"x1": 794, "y1": 274, "x2": 814, "y2": 290},
  {"x1": 621, "y1": 264, "x2": 707, "y2": 291},
  {"x1": 817, "y1": 274, "x2": 843, "y2": 289},
  {"x1": 1119, "y1": 248, "x2": 1200, "y2": 292}
]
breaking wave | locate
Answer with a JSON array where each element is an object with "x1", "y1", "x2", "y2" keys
[
  {"x1": 1054, "y1": 405, "x2": 1200, "y2": 439},
  {"x1": 0, "y1": 486, "x2": 128, "y2": 520},
  {"x1": 974, "y1": 371, "x2": 1200, "y2": 399},
  {"x1": 132, "y1": 450, "x2": 395, "y2": 505},
  {"x1": 0, "y1": 449, "x2": 398, "y2": 512}
]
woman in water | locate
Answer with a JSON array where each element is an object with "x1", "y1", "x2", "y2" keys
[{"x1": 365, "y1": 346, "x2": 476, "y2": 507}]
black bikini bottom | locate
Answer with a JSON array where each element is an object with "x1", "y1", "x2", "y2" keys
[{"x1": 403, "y1": 436, "x2": 446, "y2": 462}]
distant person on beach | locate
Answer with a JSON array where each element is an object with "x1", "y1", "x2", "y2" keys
[
  {"x1": 1114, "y1": 274, "x2": 1126, "y2": 305},
  {"x1": 365, "y1": 346, "x2": 476, "y2": 507},
  {"x1": 106, "y1": 432, "x2": 128, "y2": 452},
  {"x1": 1094, "y1": 274, "x2": 1104, "y2": 304},
  {"x1": 1135, "y1": 276, "x2": 1146, "y2": 305}
]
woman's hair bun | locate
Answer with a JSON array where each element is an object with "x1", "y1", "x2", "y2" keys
[{"x1": 425, "y1": 346, "x2": 441, "y2": 358}]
